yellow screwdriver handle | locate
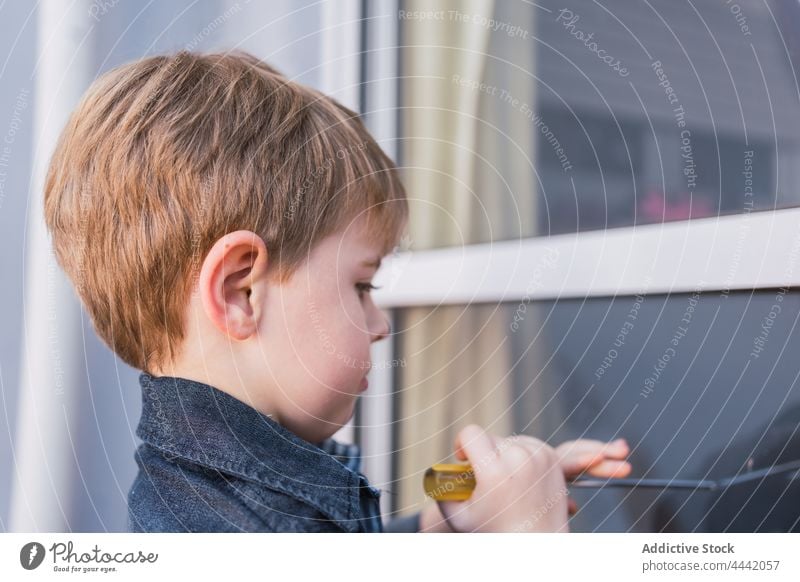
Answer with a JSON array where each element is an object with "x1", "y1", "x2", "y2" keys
[{"x1": 423, "y1": 463, "x2": 476, "y2": 501}]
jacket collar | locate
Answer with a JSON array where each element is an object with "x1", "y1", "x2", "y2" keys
[{"x1": 136, "y1": 373, "x2": 376, "y2": 532}]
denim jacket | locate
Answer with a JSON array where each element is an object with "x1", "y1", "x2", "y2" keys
[{"x1": 127, "y1": 373, "x2": 410, "y2": 532}]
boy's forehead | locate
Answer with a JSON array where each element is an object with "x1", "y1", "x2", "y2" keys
[
  {"x1": 304, "y1": 225, "x2": 386, "y2": 274},
  {"x1": 332, "y1": 218, "x2": 391, "y2": 263},
  {"x1": 335, "y1": 237, "x2": 385, "y2": 268}
]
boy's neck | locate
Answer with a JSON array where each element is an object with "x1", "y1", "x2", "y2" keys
[{"x1": 147, "y1": 359, "x2": 284, "y2": 427}]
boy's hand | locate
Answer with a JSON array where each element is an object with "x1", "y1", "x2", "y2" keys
[
  {"x1": 419, "y1": 501, "x2": 453, "y2": 532},
  {"x1": 433, "y1": 425, "x2": 569, "y2": 532},
  {"x1": 555, "y1": 438, "x2": 631, "y2": 515}
]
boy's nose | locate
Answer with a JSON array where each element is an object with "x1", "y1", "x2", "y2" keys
[{"x1": 371, "y1": 313, "x2": 391, "y2": 342}]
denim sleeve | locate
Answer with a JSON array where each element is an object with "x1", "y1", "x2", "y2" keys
[{"x1": 382, "y1": 512, "x2": 421, "y2": 533}]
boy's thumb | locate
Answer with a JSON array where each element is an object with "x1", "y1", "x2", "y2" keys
[{"x1": 453, "y1": 424, "x2": 498, "y2": 472}]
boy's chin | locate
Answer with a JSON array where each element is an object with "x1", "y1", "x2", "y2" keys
[
  {"x1": 287, "y1": 397, "x2": 360, "y2": 444},
  {"x1": 301, "y1": 417, "x2": 354, "y2": 445},
  {"x1": 324, "y1": 404, "x2": 359, "y2": 441}
]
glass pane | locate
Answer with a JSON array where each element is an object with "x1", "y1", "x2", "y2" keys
[
  {"x1": 392, "y1": 291, "x2": 800, "y2": 532},
  {"x1": 398, "y1": 0, "x2": 800, "y2": 247}
]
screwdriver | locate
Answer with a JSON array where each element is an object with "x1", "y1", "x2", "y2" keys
[{"x1": 423, "y1": 460, "x2": 800, "y2": 501}]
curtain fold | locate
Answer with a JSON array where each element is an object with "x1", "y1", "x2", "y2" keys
[{"x1": 395, "y1": 0, "x2": 539, "y2": 514}]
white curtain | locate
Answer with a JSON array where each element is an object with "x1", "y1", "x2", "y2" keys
[
  {"x1": 394, "y1": 0, "x2": 543, "y2": 514},
  {"x1": 10, "y1": 0, "x2": 93, "y2": 532}
]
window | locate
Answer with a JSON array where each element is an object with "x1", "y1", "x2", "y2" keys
[{"x1": 358, "y1": 0, "x2": 800, "y2": 531}]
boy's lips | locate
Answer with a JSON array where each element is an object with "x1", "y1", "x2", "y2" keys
[{"x1": 360, "y1": 377, "x2": 369, "y2": 391}]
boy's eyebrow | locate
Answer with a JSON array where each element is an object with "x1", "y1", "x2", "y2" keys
[{"x1": 360, "y1": 256, "x2": 382, "y2": 270}]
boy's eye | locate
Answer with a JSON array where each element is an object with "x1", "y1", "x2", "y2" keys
[{"x1": 356, "y1": 282, "x2": 381, "y2": 298}]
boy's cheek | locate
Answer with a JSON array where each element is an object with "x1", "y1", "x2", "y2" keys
[
  {"x1": 259, "y1": 293, "x2": 369, "y2": 378},
  {"x1": 289, "y1": 370, "x2": 362, "y2": 423}
]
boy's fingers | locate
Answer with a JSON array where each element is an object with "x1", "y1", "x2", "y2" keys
[
  {"x1": 555, "y1": 440, "x2": 599, "y2": 461},
  {"x1": 454, "y1": 432, "x2": 502, "y2": 461},
  {"x1": 453, "y1": 425, "x2": 499, "y2": 474},
  {"x1": 568, "y1": 497, "x2": 578, "y2": 515},
  {"x1": 557, "y1": 438, "x2": 629, "y2": 464},
  {"x1": 558, "y1": 443, "x2": 631, "y2": 478},
  {"x1": 584, "y1": 459, "x2": 632, "y2": 478},
  {"x1": 559, "y1": 452, "x2": 607, "y2": 477},
  {"x1": 513, "y1": 435, "x2": 551, "y2": 456},
  {"x1": 602, "y1": 438, "x2": 629, "y2": 459}
]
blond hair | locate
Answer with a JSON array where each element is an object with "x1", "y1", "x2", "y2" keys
[{"x1": 44, "y1": 50, "x2": 407, "y2": 372}]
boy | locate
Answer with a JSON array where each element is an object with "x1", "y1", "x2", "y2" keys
[{"x1": 44, "y1": 50, "x2": 630, "y2": 532}]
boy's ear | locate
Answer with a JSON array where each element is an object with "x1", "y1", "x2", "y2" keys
[{"x1": 198, "y1": 230, "x2": 269, "y2": 340}]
